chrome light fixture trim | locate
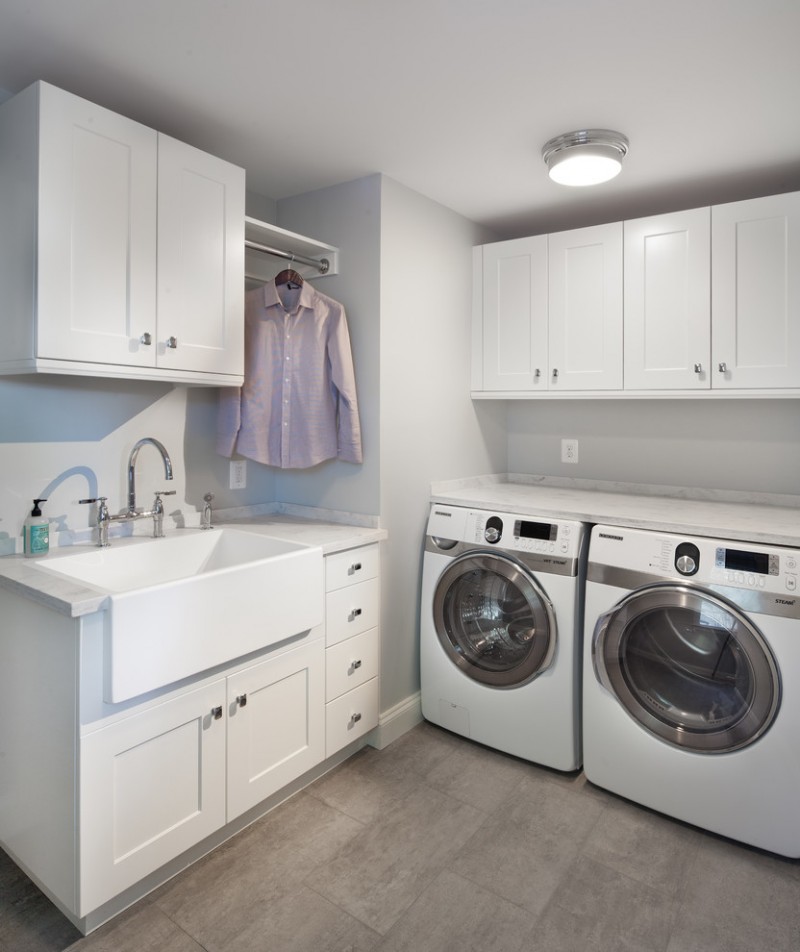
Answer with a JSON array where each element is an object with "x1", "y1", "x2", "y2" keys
[{"x1": 542, "y1": 129, "x2": 629, "y2": 187}]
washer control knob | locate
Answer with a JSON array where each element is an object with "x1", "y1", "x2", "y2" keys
[
  {"x1": 484, "y1": 526, "x2": 500, "y2": 543},
  {"x1": 675, "y1": 542, "x2": 700, "y2": 576},
  {"x1": 483, "y1": 516, "x2": 503, "y2": 545}
]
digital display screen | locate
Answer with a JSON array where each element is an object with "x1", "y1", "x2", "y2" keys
[
  {"x1": 724, "y1": 549, "x2": 770, "y2": 575},
  {"x1": 516, "y1": 520, "x2": 556, "y2": 541}
]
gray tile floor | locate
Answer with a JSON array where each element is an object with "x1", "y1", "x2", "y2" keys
[{"x1": 2, "y1": 721, "x2": 799, "y2": 952}]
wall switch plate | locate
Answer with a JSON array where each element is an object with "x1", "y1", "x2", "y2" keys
[
  {"x1": 561, "y1": 439, "x2": 579, "y2": 464},
  {"x1": 229, "y1": 459, "x2": 247, "y2": 489}
]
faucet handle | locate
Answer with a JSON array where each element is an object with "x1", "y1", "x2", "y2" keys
[
  {"x1": 79, "y1": 496, "x2": 107, "y2": 504},
  {"x1": 153, "y1": 490, "x2": 177, "y2": 497}
]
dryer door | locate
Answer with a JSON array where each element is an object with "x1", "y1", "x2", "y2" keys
[
  {"x1": 592, "y1": 582, "x2": 780, "y2": 753},
  {"x1": 432, "y1": 551, "x2": 556, "y2": 688}
]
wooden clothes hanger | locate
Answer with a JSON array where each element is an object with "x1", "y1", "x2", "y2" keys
[{"x1": 275, "y1": 256, "x2": 304, "y2": 290}]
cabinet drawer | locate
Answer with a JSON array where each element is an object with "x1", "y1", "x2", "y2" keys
[
  {"x1": 326, "y1": 628, "x2": 379, "y2": 701},
  {"x1": 326, "y1": 543, "x2": 380, "y2": 592},
  {"x1": 326, "y1": 678, "x2": 379, "y2": 756},
  {"x1": 326, "y1": 578, "x2": 379, "y2": 646}
]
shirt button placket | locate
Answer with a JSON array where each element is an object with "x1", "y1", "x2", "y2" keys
[{"x1": 281, "y1": 316, "x2": 292, "y2": 467}]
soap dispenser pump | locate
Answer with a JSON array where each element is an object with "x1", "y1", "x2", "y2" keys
[{"x1": 23, "y1": 498, "x2": 49, "y2": 558}]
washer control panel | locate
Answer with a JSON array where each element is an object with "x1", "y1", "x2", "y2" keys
[{"x1": 467, "y1": 510, "x2": 585, "y2": 559}]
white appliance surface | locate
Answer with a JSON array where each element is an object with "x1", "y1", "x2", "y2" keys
[
  {"x1": 420, "y1": 503, "x2": 588, "y2": 771},
  {"x1": 583, "y1": 524, "x2": 800, "y2": 857}
]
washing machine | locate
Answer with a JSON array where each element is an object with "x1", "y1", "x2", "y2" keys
[
  {"x1": 420, "y1": 504, "x2": 588, "y2": 771},
  {"x1": 583, "y1": 524, "x2": 800, "y2": 857}
]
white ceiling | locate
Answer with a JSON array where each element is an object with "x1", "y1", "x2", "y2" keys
[{"x1": 1, "y1": 0, "x2": 799, "y2": 237}]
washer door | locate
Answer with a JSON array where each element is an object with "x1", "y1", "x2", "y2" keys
[
  {"x1": 433, "y1": 551, "x2": 557, "y2": 688},
  {"x1": 593, "y1": 583, "x2": 780, "y2": 753}
]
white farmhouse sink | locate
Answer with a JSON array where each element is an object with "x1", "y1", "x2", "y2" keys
[{"x1": 37, "y1": 529, "x2": 324, "y2": 702}]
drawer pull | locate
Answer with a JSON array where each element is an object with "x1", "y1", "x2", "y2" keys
[
  {"x1": 349, "y1": 562, "x2": 363, "y2": 575},
  {"x1": 351, "y1": 712, "x2": 362, "y2": 724},
  {"x1": 211, "y1": 706, "x2": 223, "y2": 720},
  {"x1": 352, "y1": 659, "x2": 362, "y2": 670},
  {"x1": 349, "y1": 608, "x2": 363, "y2": 621},
  {"x1": 236, "y1": 694, "x2": 247, "y2": 707}
]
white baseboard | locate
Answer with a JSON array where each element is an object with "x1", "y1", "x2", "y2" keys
[{"x1": 369, "y1": 692, "x2": 423, "y2": 749}]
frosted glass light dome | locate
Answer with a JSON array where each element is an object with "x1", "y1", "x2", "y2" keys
[{"x1": 542, "y1": 130, "x2": 629, "y2": 187}]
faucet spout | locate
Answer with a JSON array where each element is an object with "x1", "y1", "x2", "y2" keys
[{"x1": 127, "y1": 438, "x2": 173, "y2": 514}]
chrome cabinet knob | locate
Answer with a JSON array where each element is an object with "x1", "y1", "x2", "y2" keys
[
  {"x1": 718, "y1": 362, "x2": 728, "y2": 373},
  {"x1": 166, "y1": 336, "x2": 178, "y2": 349},
  {"x1": 140, "y1": 332, "x2": 152, "y2": 346},
  {"x1": 694, "y1": 363, "x2": 702, "y2": 374},
  {"x1": 211, "y1": 706, "x2": 223, "y2": 720},
  {"x1": 236, "y1": 694, "x2": 247, "y2": 707},
  {"x1": 552, "y1": 368, "x2": 559, "y2": 379}
]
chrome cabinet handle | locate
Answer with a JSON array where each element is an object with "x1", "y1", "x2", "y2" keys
[
  {"x1": 348, "y1": 562, "x2": 362, "y2": 575},
  {"x1": 140, "y1": 332, "x2": 152, "y2": 346},
  {"x1": 351, "y1": 712, "x2": 362, "y2": 724},
  {"x1": 718, "y1": 362, "x2": 728, "y2": 373},
  {"x1": 352, "y1": 659, "x2": 362, "y2": 670},
  {"x1": 166, "y1": 336, "x2": 178, "y2": 349},
  {"x1": 552, "y1": 368, "x2": 559, "y2": 379},
  {"x1": 211, "y1": 706, "x2": 223, "y2": 720},
  {"x1": 236, "y1": 694, "x2": 247, "y2": 707},
  {"x1": 534, "y1": 368, "x2": 541, "y2": 379},
  {"x1": 349, "y1": 608, "x2": 363, "y2": 622},
  {"x1": 694, "y1": 363, "x2": 702, "y2": 374}
]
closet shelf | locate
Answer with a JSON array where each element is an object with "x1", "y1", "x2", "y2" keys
[{"x1": 245, "y1": 216, "x2": 339, "y2": 288}]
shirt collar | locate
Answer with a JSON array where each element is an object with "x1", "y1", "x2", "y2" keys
[{"x1": 262, "y1": 279, "x2": 317, "y2": 313}]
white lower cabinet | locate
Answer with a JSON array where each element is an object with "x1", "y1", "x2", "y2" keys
[
  {"x1": 324, "y1": 544, "x2": 381, "y2": 757},
  {"x1": 79, "y1": 637, "x2": 325, "y2": 913},
  {"x1": 79, "y1": 680, "x2": 227, "y2": 913}
]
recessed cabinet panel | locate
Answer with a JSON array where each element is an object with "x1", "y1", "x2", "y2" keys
[
  {"x1": 548, "y1": 223, "x2": 623, "y2": 390},
  {"x1": 712, "y1": 193, "x2": 800, "y2": 389},
  {"x1": 481, "y1": 236, "x2": 548, "y2": 390},
  {"x1": 226, "y1": 640, "x2": 325, "y2": 820},
  {"x1": 37, "y1": 83, "x2": 158, "y2": 366},
  {"x1": 624, "y1": 208, "x2": 710, "y2": 389},
  {"x1": 79, "y1": 680, "x2": 226, "y2": 914},
  {"x1": 157, "y1": 134, "x2": 245, "y2": 375}
]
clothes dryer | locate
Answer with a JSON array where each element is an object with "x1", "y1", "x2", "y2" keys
[
  {"x1": 420, "y1": 504, "x2": 588, "y2": 770},
  {"x1": 584, "y1": 524, "x2": 800, "y2": 857}
]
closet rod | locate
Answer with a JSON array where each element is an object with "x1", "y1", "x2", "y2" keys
[{"x1": 245, "y1": 238, "x2": 330, "y2": 275}]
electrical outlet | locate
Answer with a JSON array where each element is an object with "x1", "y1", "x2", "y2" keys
[
  {"x1": 561, "y1": 439, "x2": 579, "y2": 464},
  {"x1": 229, "y1": 459, "x2": 247, "y2": 489}
]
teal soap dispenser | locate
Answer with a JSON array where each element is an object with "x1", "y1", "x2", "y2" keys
[{"x1": 23, "y1": 498, "x2": 49, "y2": 558}]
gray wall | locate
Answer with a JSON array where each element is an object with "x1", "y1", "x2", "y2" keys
[{"x1": 506, "y1": 398, "x2": 800, "y2": 495}]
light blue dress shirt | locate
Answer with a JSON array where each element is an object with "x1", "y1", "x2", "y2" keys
[{"x1": 217, "y1": 280, "x2": 362, "y2": 468}]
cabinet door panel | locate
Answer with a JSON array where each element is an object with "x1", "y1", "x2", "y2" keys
[
  {"x1": 227, "y1": 640, "x2": 325, "y2": 819},
  {"x1": 549, "y1": 223, "x2": 623, "y2": 389},
  {"x1": 37, "y1": 84, "x2": 158, "y2": 366},
  {"x1": 624, "y1": 209, "x2": 710, "y2": 389},
  {"x1": 480, "y1": 236, "x2": 548, "y2": 390},
  {"x1": 157, "y1": 134, "x2": 245, "y2": 376},
  {"x1": 79, "y1": 680, "x2": 226, "y2": 914},
  {"x1": 712, "y1": 192, "x2": 800, "y2": 388}
]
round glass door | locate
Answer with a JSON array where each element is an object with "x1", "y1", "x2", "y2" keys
[
  {"x1": 432, "y1": 551, "x2": 556, "y2": 688},
  {"x1": 593, "y1": 583, "x2": 780, "y2": 753}
]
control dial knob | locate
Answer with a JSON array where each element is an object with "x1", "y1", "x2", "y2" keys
[
  {"x1": 675, "y1": 542, "x2": 700, "y2": 576},
  {"x1": 484, "y1": 515, "x2": 503, "y2": 545}
]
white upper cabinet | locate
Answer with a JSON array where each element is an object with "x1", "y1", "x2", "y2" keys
[
  {"x1": 473, "y1": 190, "x2": 800, "y2": 397},
  {"x1": 712, "y1": 192, "x2": 800, "y2": 389},
  {"x1": 548, "y1": 222, "x2": 623, "y2": 390},
  {"x1": 473, "y1": 224, "x2": 622, "y2": 392},
  {"x1": 624, "y1": 208, "x2": 711, "y2": 390},
  {"x1": 0, "y1": 81, "x2": 244, "y2": 384},
  {"x1": 474, "y1": 236, "x2": 548, "y2": 391}
]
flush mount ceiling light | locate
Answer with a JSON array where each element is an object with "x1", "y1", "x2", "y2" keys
[{"x1": 542, "y1": 129, "x2": 629, "y2": 186}]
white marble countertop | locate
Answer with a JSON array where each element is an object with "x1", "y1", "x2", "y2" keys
[
  {"x1": 430, "y1": 475, "x2": 800, "y2": 547},
  {"x1": 0, "y1": 513, "x2": 386, "y2": 618}
]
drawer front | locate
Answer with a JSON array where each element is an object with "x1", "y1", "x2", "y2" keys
[
  {"x1": 326, "y1": 578, "x2": 379, "y2": 646},
  {"x1": 326, "y1": 678, "x2": 379, "y2": 756},
  {"x1": 326, "y1": 628, "x2": 379, "y2": 701},
  {"x1": 326, "y1": 543, "x2": 380, "y2": 592}
]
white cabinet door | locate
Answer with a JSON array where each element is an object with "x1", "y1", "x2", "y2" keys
[
  {"x1": 226, "y1": 640, "x2": 325, "y2": 820},
  {"x1": 36, "y1": 83, "x2": 158, "y2": 367},
  {"x1": 478, "y1": 236, "x2": 548, "y2": 391},
  {"x1": 79, "y1": 680, "x2": 226, "y2": 915},
  {"x1": 624, "y1": 208, "x2": 711, "y2": 390},
  {"x1": 156, "y1": 134, "x2": 245, "y2": 376},
  {"x1": 712, "y1": 192, "x2": 800, "y2": 389},
  {"x1": 548, "y1": 223, "x2": 623, "y2": 390}
]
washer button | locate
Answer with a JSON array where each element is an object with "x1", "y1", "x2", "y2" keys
[{"x1": 787, "y1": 577, "x2": 797, "y2": 591}]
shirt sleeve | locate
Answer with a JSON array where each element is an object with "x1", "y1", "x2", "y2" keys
[
  {"x1": 328, "y1": 306, "x2": 363, "y2": 464},
  {"x1": 216, "y1": 385, "x2": 242, "y2": 458}
]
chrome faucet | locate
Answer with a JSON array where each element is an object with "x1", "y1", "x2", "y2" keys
[
  {"x1": 126, "y1": 437, "x2": 173, "y2": 516},
  {"x1": 81, "y1": 438, "x2": 175, "y2": 546}
]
